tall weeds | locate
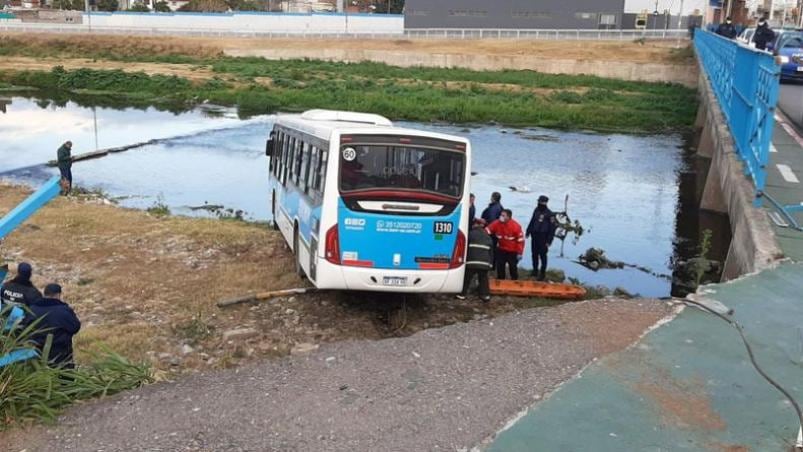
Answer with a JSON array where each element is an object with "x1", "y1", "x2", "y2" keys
[{"x1": 1, "y1": 307, "x2": 153, "y2": 428}]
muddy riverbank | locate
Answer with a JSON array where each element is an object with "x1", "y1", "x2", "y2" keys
[{"x1": 1, "y1": 183, "x2": 580, "y2": 373}]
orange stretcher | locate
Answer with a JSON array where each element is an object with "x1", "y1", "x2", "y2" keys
[{"x1": 489, "y1": 279, "x2": 587, "y2": 300}]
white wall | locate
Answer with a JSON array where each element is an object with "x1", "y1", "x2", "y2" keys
[{"x1": 83, "y1": 12, "x2": 404, "y2": 34}]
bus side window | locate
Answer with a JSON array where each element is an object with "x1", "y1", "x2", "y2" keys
[
  {"x1": 308, "y1": 145, "x2": 319, "y2": 196},
  {"x1": 282, "y1": 135, "x2": 291, "y2": 185},
  {"x1": 287, "y1": 137, "x2": 296, "y2": 184},
  {"x1": 318, "y1": 149, "x2": 328, "y2": 193},
  {"x1": 271, "y1": 131, "x2": 281, "y2": 176},
  {"x1": 293, "y1": 139, "x2": 303, "y2": 185},
  {"x1": 300, "y1": 141, "x2": 311, "y2": 193}
]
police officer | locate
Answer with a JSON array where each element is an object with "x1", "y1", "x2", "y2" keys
[
  {"x1": 754, "y1": 17, "x2": 776, "y2": 51},
  {"x1": 526, "y1": 195, "x2": 558, "y2": 281},
  {"x1": 716, "y1": 17, "x2": 738, "y2": 39},
  {"x1": 26, "y1": 283, "x2": 81, "y2": 369},
  {"x1": 0, "y1": 262, "x2": 43, "y2": 307}
]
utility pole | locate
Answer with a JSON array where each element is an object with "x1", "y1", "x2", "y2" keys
[
  {"x1": 84, "y1": 0, "x2": 91, "y2": 32},
  {"x1": 678, "y1": 0, "x2": 685, "y2": 29}
]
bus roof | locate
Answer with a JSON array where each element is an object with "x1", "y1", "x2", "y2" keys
[{"x1": 274, "y1": 110, "x2": 469, "y2": 145}]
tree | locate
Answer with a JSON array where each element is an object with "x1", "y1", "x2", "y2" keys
[
  {"x1": 52, "y1": 0, "x2": 83, "y2": 10},
  {"x1": 178, "y1": 0, "x2": 228, "y2": 12},
  {"x1": 127, "y1": 1, "x2": 149, "y2": 11},
  {"x1": 96, "y1": 0, "x2": 119, "y2": 11},
  {"x1": 153, "y1": 0, "x2": 170, "y2": 11}
]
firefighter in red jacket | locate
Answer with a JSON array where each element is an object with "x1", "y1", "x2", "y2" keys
[{"x1": 485, "y1": 209, "x2": 525, "y2": 280}]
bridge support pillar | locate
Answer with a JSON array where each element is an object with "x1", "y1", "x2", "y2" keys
[
  {"x1": 700, "y1": 158, "x2": 727, "y2": 213},
  {"x1": 696, "y1": 122, "x2": 715, "y2": 159}
]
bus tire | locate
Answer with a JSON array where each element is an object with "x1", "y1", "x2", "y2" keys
[{"x1": 294, "y1": 229, "x2": 305, "y2": 279}]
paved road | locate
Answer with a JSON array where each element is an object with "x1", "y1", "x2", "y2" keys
[
  {"x1": 1, "y1": 299, "x2": 672, "y2": 452},
  {"x1": 779, "y1": 83, "x2": 803, "y2": 129}
]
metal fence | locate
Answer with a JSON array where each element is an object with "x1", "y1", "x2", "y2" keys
[
  {"x1": 404, "y1": 28, "x2": 690, "y2": 40},
  {"x1": 694, "y1": 30, "x2": 780, "y2": 207},
  {"x1": 0, "y1": 22, "x2": 690, "y2": 40}
]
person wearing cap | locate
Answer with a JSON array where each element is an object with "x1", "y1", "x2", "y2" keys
[
  {"x1": 26, "y1": 283, "x2": 81, "y2": 369},
  {"x1": 716, "y1": 17, "x2": 738, "y2": 40},
  {"x1": 0, "y1": 262, "x2": 43, "y2": 307},
  {"x1": 526, "y1": 195, "x2": 558, "y2": 281},
  {"x1": 57, "y1": 140, "x2": 73, "y2": 195}
]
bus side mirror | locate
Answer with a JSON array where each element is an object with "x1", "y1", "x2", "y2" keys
[{"x1": 266, "y1": 136, "x2": 275, "y2": 157}]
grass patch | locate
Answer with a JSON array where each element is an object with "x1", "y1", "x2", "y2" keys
[
  {"x1": 146, "y1": 197, "x2": 171, "y2": 217},
  {"x1": 0, "y1": 53, "x2": 698, "y2": 132}
]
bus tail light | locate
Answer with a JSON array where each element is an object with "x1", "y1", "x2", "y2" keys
[
  {"x1": 450, "y1": 230, "x2": 466, "y2": 269},
  {"x1": 325, "y1": 225, "x2": 340, "y2": 265}
]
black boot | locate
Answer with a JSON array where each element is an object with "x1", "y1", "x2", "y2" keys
[{"x1": 537, "y1": 271, "x2": 546, "y2": 282}]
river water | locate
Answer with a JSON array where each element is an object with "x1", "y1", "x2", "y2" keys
[{"x1": 0, "y1": 96, "x2": 702, "y2": 297}]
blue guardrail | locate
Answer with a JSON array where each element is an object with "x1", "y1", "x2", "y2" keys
[{"x1": 694, "y1": 30, "x2": 780, "y2": 205}]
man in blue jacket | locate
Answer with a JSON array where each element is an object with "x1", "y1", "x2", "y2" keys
[
  {"x1": 26, "y1": 283, "x2": 81, "y2": 369},
  {"x1": 480, "y1": 192, "x2": 503, "y2": 225},
  {"x1": 526, "y1": 195, "x2": 558, "y2": 281}
]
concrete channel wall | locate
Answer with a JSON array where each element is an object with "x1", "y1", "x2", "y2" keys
[
  {"x1": 225, "y1": 48, "x2": 699, "y2": 86},
  {"x1": 694, "y1": 69, "x2": 783, "y2": 280}
]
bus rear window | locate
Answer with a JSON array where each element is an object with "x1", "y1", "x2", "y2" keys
[{"x1": 339, "y1": 144, "x2": 465, "y2": 198}]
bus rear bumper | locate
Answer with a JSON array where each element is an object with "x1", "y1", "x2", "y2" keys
[{"x1": 315, "y1": 260, "x2": 465, "y2": 294}]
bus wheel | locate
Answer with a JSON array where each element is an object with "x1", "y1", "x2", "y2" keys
[{"x1": 294, "y1": 231, "x2": 305, "y2": 278}]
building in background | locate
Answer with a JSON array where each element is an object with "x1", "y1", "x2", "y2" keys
[{"x1": 404, "y1": 0, "x2": 626, "y2": 30}]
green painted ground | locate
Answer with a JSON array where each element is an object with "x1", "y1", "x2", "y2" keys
[{"x1": 490, "y1": 263, "x2": 803, "y2": 451}]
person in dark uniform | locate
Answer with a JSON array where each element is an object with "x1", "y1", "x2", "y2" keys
[
  {"x1": 526, "y1": 195, "x2": 558, "y2": 281},
  {"x1": 0, "y1": 262, "x2": 42, "y2": 307},
  {"x1": 57, "y1": 141, "x2": 73, "y2": 194},
  {"x1": 754, "y1": 17, "x2": 776, "y2": 51},
  {"x1": 26, "y1": 283, "x2": 81, "y2": 369},
  {"x1": 457, "y1": 224, "x2": 493, "y2": 302},
  {"x1": 716, "y1": 17, "x2": 738, "y2": 39}
]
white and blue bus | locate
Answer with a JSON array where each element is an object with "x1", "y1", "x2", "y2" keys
[{"x1": 266, "y1": 110, "x2": 472, "y2": 293}]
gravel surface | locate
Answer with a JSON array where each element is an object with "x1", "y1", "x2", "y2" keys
[{"x1": 2, "y1": 298, "x2": 674, "y2": 452}]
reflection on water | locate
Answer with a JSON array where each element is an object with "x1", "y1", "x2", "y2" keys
[{"x1": 1, "y1": 96, "x2": 694, "y2": 297}]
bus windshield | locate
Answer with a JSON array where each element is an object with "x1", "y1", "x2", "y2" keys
[{"x1": 339, "y1": 144, "x2": 465, "y2": 198}]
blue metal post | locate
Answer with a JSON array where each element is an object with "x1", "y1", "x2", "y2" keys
[{"x1": 0, "y1": 176, "x2": 61, "y2": 241}]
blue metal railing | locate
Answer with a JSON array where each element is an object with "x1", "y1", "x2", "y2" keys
[{"x1": 694, "y1": 30, "x2": 780, "y2": 204}]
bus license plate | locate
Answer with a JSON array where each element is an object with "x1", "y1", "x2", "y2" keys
[{"x1": 383, "y1": 276, "x2": 408, "y2": 287}]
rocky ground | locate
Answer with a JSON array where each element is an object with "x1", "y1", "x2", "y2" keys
[
  {"x1": 0, "y1": 183, "x2": 577, "y2": 375},
  {"x1": 1, "y1": 297, "x2": 676, "y2": 452}
]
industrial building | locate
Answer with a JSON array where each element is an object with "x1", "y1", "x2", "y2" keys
[{"x1": 404, "y1": 0, "x2": 627, "y2": 29}]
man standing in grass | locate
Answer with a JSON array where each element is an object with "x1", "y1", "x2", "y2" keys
[
  {"x1": 57, "y1": 140, "x2": 73, "y2": 195},
  {"x1": 26, "y1": 283, "x2": 81, "y2": 369}
]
